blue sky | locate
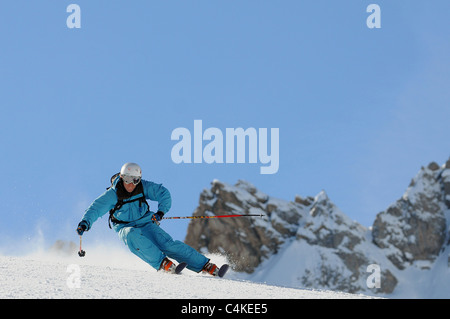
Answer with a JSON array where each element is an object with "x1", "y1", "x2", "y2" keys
[{"x1": 0, "y1": 1, "x2": 449, "y2": 254}]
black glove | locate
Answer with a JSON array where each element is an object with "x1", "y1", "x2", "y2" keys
[
  {"x1": 77, "y1": 221, "x2": 88, "y2": 236},
  {"x1": 151, "y1": 211, "x2": 165, "y2": 223}
]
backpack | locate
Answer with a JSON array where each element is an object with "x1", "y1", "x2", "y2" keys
[{"x1": 107, "y1": 173, "x2": 150, "y2": 229}]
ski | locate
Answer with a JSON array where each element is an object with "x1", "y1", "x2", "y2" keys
[
  {"x1": 175, "y1": 262, "x2": 187, "y2": 274},
  {"x1": 218, "y1": 264, "x2": 229, "y2": 278}
]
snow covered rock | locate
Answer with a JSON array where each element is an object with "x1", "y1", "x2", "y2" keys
[
  {"x1": 185, "y1": 160, "x2": 450, "y2": 297},
  {"x1": 185, "y1": 180, "x2": 396, "y2": 294},
  {"x1": 372, "y1": 162, "x2": 448, "y2": 270},
  {"x1": 185, "y1": 180, "x2": 292, "y2": 273},
  {"x1": 443, "y1": 159, "x2": 450, "y2": 209}
]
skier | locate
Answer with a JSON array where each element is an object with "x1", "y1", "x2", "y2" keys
[{"x1": 76, "y1": 162, "x2": 223, "y2": 276}]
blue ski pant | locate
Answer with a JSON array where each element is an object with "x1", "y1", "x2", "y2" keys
[{"x1": 118, "y1": 221, "x2": 208, "y2": 272}]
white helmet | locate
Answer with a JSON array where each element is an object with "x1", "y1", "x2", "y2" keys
[{"x1": 120, "y1": 163, "x2": 142, "y2": 185}]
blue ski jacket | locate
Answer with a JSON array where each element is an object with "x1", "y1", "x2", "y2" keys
[{"x1": 81, "y1": 176, "x2": 171, "y2": 232}]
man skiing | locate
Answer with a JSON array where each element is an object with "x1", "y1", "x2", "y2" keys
[{"x1": 76, "y1": 162, "x2": 224, "y2": 276}]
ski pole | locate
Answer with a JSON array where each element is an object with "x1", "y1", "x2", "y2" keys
[
  {"x1": 78, "y1": 235, "x2": 86, "y2": 257},
  {"x1": 162, "y1": 213, "x2": 264, "y2": 220}
]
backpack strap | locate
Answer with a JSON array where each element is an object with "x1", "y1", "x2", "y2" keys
[
  {"x1": 108, "y1": 199, "x2": 124, "y2": 229},
  {"x1": 108, "y1": 186, "x2": 150, "y2": 229}
]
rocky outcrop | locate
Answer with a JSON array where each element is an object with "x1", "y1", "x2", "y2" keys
[
  {"x1": 372, "y1": 162, "x2": 448, "y2": 269},
  {"x1": 185, "y1": 181, "x2": 397, "y2": 294},
  {"x1": 185, "y1": 180, "x2": 292, "y2": 272},
  {"x1": 184, "y1": 160, "x2": 450, "y2": 296}
]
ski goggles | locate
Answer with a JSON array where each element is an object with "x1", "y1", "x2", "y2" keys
[{"x1": 121, "y1": 175, "x2": 141, "y2": 185}]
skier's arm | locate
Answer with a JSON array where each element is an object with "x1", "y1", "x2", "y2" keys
[
  {"x1": 142, "y1": 180, "x2": 172, "y2": 214},
  {"x1": 80, "y1": 188, "x2": 117, "y2": 231}
]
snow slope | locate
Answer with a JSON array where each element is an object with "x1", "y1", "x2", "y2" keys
[{"x1": 0, "y1": 246, "x2": 376, "y2": 299}]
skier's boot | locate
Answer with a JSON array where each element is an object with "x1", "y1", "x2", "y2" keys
[
  {"x1": 159, "y1": 258, "x2": 177, "y2": 274},
  {"x1": 202, "y1": 261, "x2": 220, "y2": 276}
]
